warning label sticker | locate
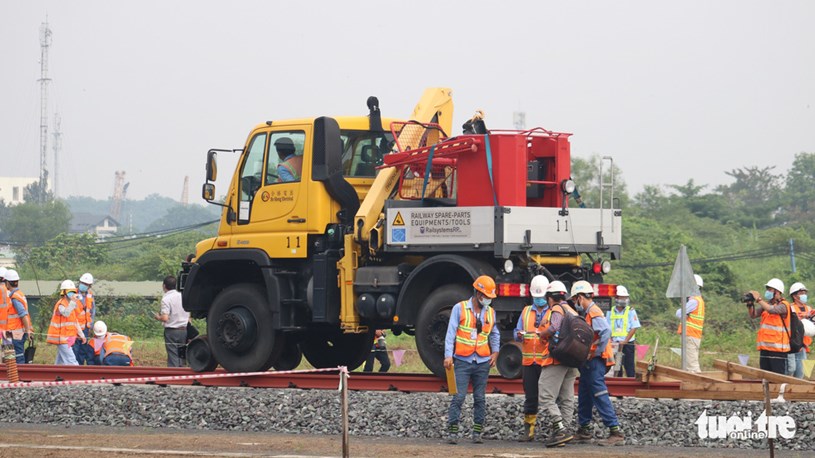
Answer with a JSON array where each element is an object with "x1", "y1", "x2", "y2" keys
[
  {"x1": 410, "y1": 209, "x2": 472, "y2": 238},
  {"x1": 392, "y1": 211, "x2": 405, "y2": 226}
]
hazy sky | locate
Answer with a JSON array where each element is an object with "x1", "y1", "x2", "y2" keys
[{"x1": 2, "y1": 1, "x2": 813, "y2": 202}]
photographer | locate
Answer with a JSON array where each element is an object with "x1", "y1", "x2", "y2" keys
[{"x1": 746, "y1": 278, "x2": 791, "y2": 375}]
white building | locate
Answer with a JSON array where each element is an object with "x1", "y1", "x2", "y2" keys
[{"x1": 0, "y1": 177, "x2": 38, "y2": 205}]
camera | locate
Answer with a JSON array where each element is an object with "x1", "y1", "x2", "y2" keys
[{"x1": 742, "y1": 292, "x2": 755, "y2": 305}]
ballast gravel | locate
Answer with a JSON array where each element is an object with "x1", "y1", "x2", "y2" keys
[{"x1": 0, "y1": 385, "x2": 812, "y2": 451}]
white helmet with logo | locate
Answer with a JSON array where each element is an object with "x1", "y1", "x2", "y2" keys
[
  {"x1": 93, "y1": 320, "x2": 108, "y2": 337},
  {"x1": 790, "y1": 282, "x2": 807, "y2": 295},
  {"x1": 570, "y1": 280, "x2": 594, "y2": 297},
  {"x1": 546, "y1": 280, "x2": 568, "y2": 295},
  {"x1": 616, "y1": 285, "x2": 629, "y2": 297},
  {"x1": 766, "y1": 278, "x2": 784, "y2": 294},
  {"x1": 530, "y1": 275, "x2": 550, "y2": 298},
  {"x1": 80, "y1": 272, "x2": 94, "y2": 285},
  {"x1": 60, "y1": 279, "x2": 77, "y2": 291},
  {"x1": 5, "y1": 269, "x2": 20, "y2": 282}
]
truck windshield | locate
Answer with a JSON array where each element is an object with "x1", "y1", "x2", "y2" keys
[{"x1": 340, "y1": 130, "x2": 395, "y2": 178}]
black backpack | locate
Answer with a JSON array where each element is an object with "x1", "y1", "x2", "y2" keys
[
  {"x1": 784, "y1": 303, "x2": 805, "y2": 354},
  {"x1": 549, "y1": 303, "x2": 593, "y2": 367}
]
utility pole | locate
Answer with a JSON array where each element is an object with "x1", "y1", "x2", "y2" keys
[
  {"x1": 181, "y1": 176, "x2": 189, "y2": 206},
  {"x1": 38, "y1": 20, "x2": 53, "y2": 201},
  {"x1": 52, "y1": 113, "x2": 62, "y2": 198},
  {"x1": 789, "y1": 239, "x2": 796, "y2": 273}
]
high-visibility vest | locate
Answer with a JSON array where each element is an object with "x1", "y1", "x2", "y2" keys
[
  {"x1": 453, "y1": 300, "x2": 496, "y2": 358},
  {"x1": 792, "y1": 302, "x2": 812, "y2": 352},
  {"x1": 103, "y1": 333, "x2": 133, "y2": 359},
  {"x1": 76, "y1": 291, "x2": 94, "y2": 330},
  {"x1": 47, "y1": 297, "x2": 80, "y2": 345},
  {"x1": 279, "y1": 156, "x2": 303, "y2": 181},
  {"x1": 519, "y1": 305, "x2": 548, "y2": 366},
  {"x1": 609, "y1": 306, "x2": 630, "y2": 339},
  {"x1": 6, "y1": 289, "x2": 29, "y2": 331},
  {"x1": 756, "y1": 300, "x2": 791, "y2": 353},
  {"x1": 676, "y1": 296, "x2": 705, "y2": 339},
  {"x1": 0, "y1": 284, "x2": 9, "y2": 332},
  {"x1": 539, "y1": 302, "x2": 579, "y2": 367},
  {"x1": 586, "y1": 304, "x2": 614, "y2": 366}
]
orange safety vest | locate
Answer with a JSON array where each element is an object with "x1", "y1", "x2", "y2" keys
[
  {"x1": 453, "y1": 300, "x2": 496, "y2": 358},
  {"x1": 676, "y1": 295, "x2": 705, "y2": 339},
  {"x1": 520, "y1": 305, "x2": 547, "y2": 366},
  {"x1": 756, "y1": 300, "x2": 791, "y2": 353},
  {"x1": 538, "y1": 302, "x2": 579, "y2": 367},
  {"x1": 792, "y1": 302, "x2": 813, "y2": 352},
  {"x1": 6, "y1": 289, "x2": 29, "y2": 331},
  {"x1": 279, "y1": 155, "x2": 303, "y2": 181},
  {"x1": 47, "y1": 296, "x2": 80, "y2": 345},
  {"x1": 76, "y1": 291, "x2": 94, "y2": 330},
  {"x1": 0, "y1": 284, "x2": 9, "y2": 332},
  {"x1": 586, "y1": 303, "x2": 614, "y2": 366},
  {"x1": 103, "y1": 333, "x2": 133, "y2": 359}
]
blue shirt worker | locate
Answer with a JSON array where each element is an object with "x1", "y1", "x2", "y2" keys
[
  {"x1": 605, "y1": 285, "x2": 641, "y2": 378},
  {"x1": 513, "y1": 275, "x2": 550, "y2": 442},
  {"x1": 4, "y1": 269, "x2": 34, "y2": 364},
  {"x1": 274, "y1": 137, "x2": 302, "y2": 183},
  {"x1": 444, "y1": 275, "x2": 500, "y2": 445}
]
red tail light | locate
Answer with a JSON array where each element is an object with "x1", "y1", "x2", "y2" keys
[{"x1": 497, "y1": 283, "x2": 529, "y2": 297}]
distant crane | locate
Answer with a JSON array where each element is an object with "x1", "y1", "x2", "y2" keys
[
  {"x1": 110, "y1": 171, "x2": 129, "y2": 220},
  {"x1": 38, "y1": 20, "x2": 53, "y2": 200},
  {"x1": 181, "y1": 175, "x2": 189, "y2": 206},
  {"x1": 513, "y1": 111, "x2": 526, "y2": 130}
]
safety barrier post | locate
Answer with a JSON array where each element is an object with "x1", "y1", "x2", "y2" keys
[
  {"x1": 340, "y1": 366, "x2": 349, "y2": 458},
  {"x1": 3, "y1": 341, "x2": 19, "y2": 384}
]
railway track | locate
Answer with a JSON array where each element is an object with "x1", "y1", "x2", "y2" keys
[{"x1": 1, "y1": 364, "x2": 680, "y2": 396}]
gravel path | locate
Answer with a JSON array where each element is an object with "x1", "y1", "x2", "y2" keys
[{"x1": 0, "y1": 385, "x2": 812, "y2": 452}]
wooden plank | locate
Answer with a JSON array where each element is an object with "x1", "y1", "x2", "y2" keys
[
  {"x1": 681, "y1": 382, "x2": 815, "y2": 394},
  {"x1": 634, "y1": 389, "x2": 814, "y2": 401},
  {"x1": 713, "y1": 359, "x2": 815, "y2": 385},
  {"x1": 636, "y1": 361, "x2": 731, "y2": 383}
]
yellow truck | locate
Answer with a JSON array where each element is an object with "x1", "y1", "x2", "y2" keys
[{"x1": 179, "y1": 88, "x2": 622, "y2": 377}]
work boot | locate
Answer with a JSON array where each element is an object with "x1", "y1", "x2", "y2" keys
[
  {"x1": 447, "y1": 424, "x2": 459, "y2": 445},
  {"x1": 544, "y1": 421, "x2": 573, "y2": 448},
  {"x1": 472, "y1": 423, "x2": 484, "y2": 443},
  {"x1": 573, "y1": 425, "x2": 593, "y2": 443},
  {"x1": 598, "y1": 426, "x2": 624, "y2": 446},
  {"x1": 518, "y1": 414, "x2": 536, "y2": 442}
]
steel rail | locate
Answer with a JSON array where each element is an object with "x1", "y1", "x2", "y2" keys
[{"x1": 1, "y1": 364, "x2": 680, "y2": 396}]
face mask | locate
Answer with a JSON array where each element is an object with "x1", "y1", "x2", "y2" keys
[
  {"x1": 533, "y1": 297, "x2": 547, "y2": 307},
  {"x1": 66, "y1": 292, "x2": 76, "y2": 299},
  {"x1": 479, "y1": 296, "x2": 492, "y2": 307},
  {"x1": 764, "y1": 290, "x2": 774, "y2": 301},
  {"x1": 78, "y1": 284, "x2": 89, "y2": 293},
  {"x1": 800, "y1": 294, "x2": 808, "y2": 304},
  {"x1": 615, "y1": 299, "x2": 629, "y2": 308}
]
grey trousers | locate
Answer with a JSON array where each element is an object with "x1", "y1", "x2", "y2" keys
[
  {"x1": 538, "y1": 364, "x2": 578, "y2": 428},
  {"x1": 164, "y1": 328, "x2": 187, "y2": 367}
]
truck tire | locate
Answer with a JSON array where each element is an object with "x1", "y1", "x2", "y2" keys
[
  {"x1": 187, "y1": 336, "x2": 218, "y2": 372},
  {"x1": 301, "y1": 329, "x2": 373, "y2": 371},
  {"x1": 208, "y1": 283, "x2": 283, "y2": 373},
  {"x1": 415, "y1": 283, "x2": 471, "y2": 378},
  {"x1": 273, "y1": 338, "x2": 303, "y2": 371}
]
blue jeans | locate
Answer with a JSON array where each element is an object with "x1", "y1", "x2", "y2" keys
[
  {"x1": 12, "y1": 334, "x2": 27, "y2": 364},
  {"x1": 103, "y1": 353, "x2": 132, "y2": 366},
  {"x1": 787, "y1": 350, "x2": 806, "y2": 379},
  {"x1": 73, "y1": 329, "x2": 97, "y2": 365},
  {"x1": 577, "y1": 357, "x2": 620, "y2": 428},
  {"x1": 448, "y1": 359, "x2": 490, "y2": 427}
]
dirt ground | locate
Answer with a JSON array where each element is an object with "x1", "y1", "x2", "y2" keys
[{"x1": 0, "y1": 423, "x2": 805, "y2": 458}]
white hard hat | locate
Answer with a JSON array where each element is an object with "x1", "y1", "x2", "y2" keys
[
  {"x1": 60, "y1": 279, "x2": 77, "y2": 291},
  {"x1": 80, "y1": 272, "x2": 94, "y2": 285},
  {"x1": 694, "y1": 274, "x2": 703, "y2": 288},
  {"x1": 93, "y1": 320, "x2": 107, "y2": 337},
  {"x1": 546, "y1": 280, "x2": 568, "y2": 295},
  {"x1": 766, "y1": 278, "x2": 784, "y2": 294},
  {"x1": 790, "y1": 282, "x2": 807, "y2": 295},
  {"x1": 5, "y1": 269, "x2": 20, "y2": 282},
  {"x1": 0, "y1": 267, "x2": 7, "y2": 279},
  {"x1": 616, "y1": 285, "x2": 629, "y2": 297},
  {"x1": 530, "y1": 275, "x2": 550, "y2": 298},
  {"x1": 570, "y1": 280, "x2": 594, "y2": 297}
]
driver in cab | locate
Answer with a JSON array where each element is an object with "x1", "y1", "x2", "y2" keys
[{"x1": 274, "y1": 137, "x2": 302, "y2": 183}]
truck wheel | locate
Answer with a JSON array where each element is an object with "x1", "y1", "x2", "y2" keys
[
  {"x1": 208, "y1": 283, "x2": 283, "y2": 373},
  {"x1": 187, "y1": 336, "x2": 218, "y2": 372},
  {"x1": 273, "y1": 338, "x2": 303, "y2": 371},
  {"x1": 415, "y1": 284, "x2": 471, "y2": 378},
  {"x1": 301, "y1": 329, "x2": 373, "y2": 371},
  {"x1": 496, "y1": 341, "x2": 523, "y2": 379}
]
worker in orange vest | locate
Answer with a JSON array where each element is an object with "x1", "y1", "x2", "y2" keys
[
  {"x1": 443, "y1": 275, "x2": 500, "y2": 444},
  {"x1": 92, "y1": 321, "x2": 133, "y2": 366},
  {"x1": 47, "y1": 280, "x2": 87, "y2": 365},
  {"x1": 787, "y1": 282, "x2": 813, "y2": 378},
  {"x1": 513, "y1": 275, "x2": 550, "y2": 442},
  {"x1": 274, "y1": 137, "x2": 302, "y2": 182},
  {"x1": 748, "y1": 278, "x2": 791, "y2": 375},
  {"x1": 0, "y1": 267, "x2": 10, "y2": 337},
  {"x1": 4, "y1": 269, "x2": 34, "y2": 364},
  {"x1": 675, "y1": 274, "x2": 705, "y2": 373},
  {"x1": 571, "y1": 281, "x2": 624, "y2": 446},
  {"x1": 73, "y1": 272, "x2": 97, "y2": 365}
]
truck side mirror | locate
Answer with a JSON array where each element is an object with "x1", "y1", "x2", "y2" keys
[
  {"x1": 206, "y1": 151, "x2": 218, "y2": 182},
  {"x1": 202, "y1": 183, "x2": 216, "y2": 201}
]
